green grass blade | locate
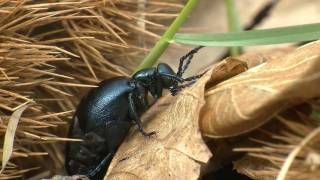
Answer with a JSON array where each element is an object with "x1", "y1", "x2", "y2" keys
[
  {"x1": 311, "y1": 111, "x2": 320, "y2": 120},
  {"x1": 134, "y1": 0, "x2": 199, "y2": 72},
  {"x1": 173, "y1": 23, "x2": 320, "y2": 46},
  {"x1": 225, "y1": 0, "x2": 242, "y2": 55}
]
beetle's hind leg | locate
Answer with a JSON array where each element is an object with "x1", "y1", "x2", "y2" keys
[
  {"x1": 87, "y1": 152, "x2": 114, "y2": 178},
  {"x1": 135, "y1": 118, "x2": 156, "y2": 137},
  {"x1": 176, "y1": 46, "x2": 204, "y2": 77}
]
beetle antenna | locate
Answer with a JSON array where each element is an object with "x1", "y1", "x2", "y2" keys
[
  {"x1": 170, "y1": 81, "x2": 196, "y2": 96},
  {"x1": 183, "y1": 70, "x2": 208, "y2": 81},
  {"x1": 170, "y1": 70, "x2": 207, "y2": 95},
  {"x1": 177, "y1": 46, "x2": 204, "y2": 77}
]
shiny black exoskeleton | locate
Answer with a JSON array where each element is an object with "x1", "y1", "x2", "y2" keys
[{"x1": 65, "y1": 46, "x2": 204, "y2": 179}]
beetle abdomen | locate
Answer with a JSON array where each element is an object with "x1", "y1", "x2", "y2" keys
[
  {"x1": 76, "y1": 77, "x2": 133, "y2": 132},
  {"x1": 65, "y1": 116, "x2": 111, "y2": 179}
]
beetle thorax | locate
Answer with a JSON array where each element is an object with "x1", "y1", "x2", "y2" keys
[{"x1": 132, "y1": 67, "x2": 156, "y2": 86}]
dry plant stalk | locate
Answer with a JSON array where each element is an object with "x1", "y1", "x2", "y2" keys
[
  {"x1": 234, "y1": 104, "x2": 320, "y2": 180},
  {"x1": 0, "y1": 0, "x2": 181, "y2": 179}
]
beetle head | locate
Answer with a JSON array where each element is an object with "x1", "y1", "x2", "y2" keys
[{"x1": 157, "y1": 63, "x2": 177, "y2": 89}]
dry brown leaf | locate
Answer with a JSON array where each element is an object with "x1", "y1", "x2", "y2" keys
[
  {"x1": 105, "y1": 70, "x2": 213, "y2": 180},
  {"x1": 201, "y1": 41, "x2": 320, "y2": 138},
  {"x1": 104, "y1": 58, "x2": 248, "y2": 180},
  {"x1": 0, "y1": 104, "x2": 29, "y2": 174}
]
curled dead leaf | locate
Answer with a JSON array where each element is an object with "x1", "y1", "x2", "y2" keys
[
  {"x1": 201, "y1": 41, "x2": 320, "y2": 138},
  {"x1": 205, "y1": 57, "x2": 248, "y2": 89}
]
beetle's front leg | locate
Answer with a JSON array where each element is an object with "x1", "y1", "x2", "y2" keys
[
  {"x1": 155, "y1": 76, "x2": 164, "y2": 98},
  {"x1": 128, "y1": 93, "x2": 155, "y2": 137}
]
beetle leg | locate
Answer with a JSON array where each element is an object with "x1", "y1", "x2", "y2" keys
[
  {"x1": 128, "y1": 93, "x2": 155, "y2": 137},
  {"x1": 177, "y1": 46, "x2": 204, "y2": 77},
  {"x1": 155, "y1": 76, "x2": 163, "y2": 98},
  {"x1": 87, "y1": 152, "x2": 114, "y2": 178},
  {"x1": 85, "y1": 120, "x2": 131, "y2": 177},
  {"x1": 141, "y1": 89, "x2": 149, "y2": 110}
]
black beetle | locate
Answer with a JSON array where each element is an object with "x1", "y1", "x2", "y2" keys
[{"x1": 65, "y1": 46, "x2": 204, "y2": 179}]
